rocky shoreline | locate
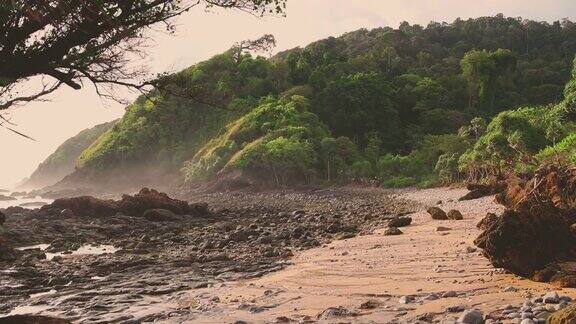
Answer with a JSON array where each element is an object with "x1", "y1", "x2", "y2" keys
[{"x1": 0, "y1": 187, "x2": 414, "y2": 323}]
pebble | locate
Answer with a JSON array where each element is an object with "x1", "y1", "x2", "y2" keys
[
  {"x1": 543, "y1": 291, "x2": 560, "y2": 304},
  {"x1": 521, "y1": 312, "x2": 533, "y2": 319},
  {"x1": 398, "y1": 295, "x2": 414, "y2": 304},
  {"x1": 503, "y1": 286, "x2": 518, "y2": 292},
  {"x1": 442, "y1": 291, "x2": 457, "y2": 298},
  {"x1": 520, "y1": 319, "x2": 535, "y2": 324},
  {"x1": 457, "y1": 309, "x2": 483, "y2": 324}
]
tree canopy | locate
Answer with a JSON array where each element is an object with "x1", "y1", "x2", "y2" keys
[{"x1": 0, "y1": 0, "x2": 286, "y2": 118}]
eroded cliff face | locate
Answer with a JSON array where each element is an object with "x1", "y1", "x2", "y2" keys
[{"x1": 475, "y1": 165, "x2": 576, "y2": 286}]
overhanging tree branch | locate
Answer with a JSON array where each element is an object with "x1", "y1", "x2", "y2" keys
[{"x1": 0, "y1": 0, "x2": 287, "y2": 112}]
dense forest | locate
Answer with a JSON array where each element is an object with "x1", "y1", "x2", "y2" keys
[{"x1": 34, "y1": 15, "x2": 576, "y2": 189}]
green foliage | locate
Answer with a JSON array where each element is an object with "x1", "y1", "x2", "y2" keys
[
  {"x1": 458, "y1": 106, "x2": 551, "y2": 177},
  {"x1": 536, "y1": 133, "x2": 576, "y2": 165},
  {"x1": 70, "y1": 15, "x2": 576, "y2": 188},
  {"x1": 77, "y1": 52, "x2": 283, "y2": 171},
  {"x1": 24, "y1": 121, "x2": 116, "y2": 188},
  {"x1": 182, "y1": 96, "x2": 330, "y2": 185},
  {"x1": 461, "y1": 49, "x2": 517, "y2": 114}
]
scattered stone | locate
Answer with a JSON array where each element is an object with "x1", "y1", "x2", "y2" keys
[
  {"x1": 398, "y1": 295, "x2": 414, "y2": 304},
  {"x1": 447, "y1": 305, "x2": 466, "y2": 313},
  {"x1": 424, "y1": 293, "x2": 439, "y2": 300},
  {"x1": 466, "y1": 246, "x2": 477, "y2": 253},
  {"x1": 384, "y1": 227, "x2": 403, "y2": 236},
  {"x1": 457, "y1": 309, "x2": 483, "y2": 324},
  {"x1": 543, "y1": 291, "x2": 560, "y2": 304},
  {"x1": 442, "y1": 291, "x2": 457, "y2": 298},
  {"x1": 447, "y1": 210, "x2": 464, "y2": 220},
  {"x1": 388, "y1": 216, "x2": 412, "y2": 228},
  {"x1": 427, "y1": 207, "x2": 447, "y2": 220},
  {"x1": 359, "y1": 300, "x2": 380, "y2": 309},
  {"x1": 436, "y1": 226, "x2": 452, "y2": 232},
  {"x1": 503, "y1": 286, "x2": 518, "y2": 292},
  {"x1": 316, "y1": 306, "x2": 354, "y2": 319},
  {"x1": 520, "y1": 319, "x2": 535, "y2": 324}
]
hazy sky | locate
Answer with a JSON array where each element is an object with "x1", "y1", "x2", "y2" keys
[{"x1": 2, "y1": 0, "x2": 576, "y2": 188}]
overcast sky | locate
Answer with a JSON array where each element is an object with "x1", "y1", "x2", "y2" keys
[{"x1": 2, "y1": 0, "x2": 576, "y2": 189}]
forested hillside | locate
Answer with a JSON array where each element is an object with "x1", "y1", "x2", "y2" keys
[
  {"x1": 22, "y1": 121, "x2": 116, "y2": 189},
  {"x1": 49, "y1": 15, "x2": 576, "y2": 189}
]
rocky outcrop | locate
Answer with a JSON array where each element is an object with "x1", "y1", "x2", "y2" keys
[
  {"x1": 474, "y1": 165, "x2": 576, "y2": 285},
  {"x1": 42, "y1": 188, "x2": 208, "y2": 218}
]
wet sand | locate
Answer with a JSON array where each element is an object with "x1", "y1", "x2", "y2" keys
[{"x1": 183, "y1": 187, "x2": 576, "y2": 323}]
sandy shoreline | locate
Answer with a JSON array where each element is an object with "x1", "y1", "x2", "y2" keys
[{"x1": 182, "y1": 187, "x2": 576, "y2": 323}]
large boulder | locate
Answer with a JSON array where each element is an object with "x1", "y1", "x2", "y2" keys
[
  {"x1": 118, "y1": 188, "x2": 194, "y2": 216},
  {"x1": 474, "y1": 207, "x2": 575, "y2": 277},
  {"x1": 427, "y1": 207, "x2": 447, "y2": 220},
  {"x1": 447, "y1": 210, "x2": 464, "y2": 220},
  {"x1": 46, "y1": 196, "x2": 118, "y2": 217}
]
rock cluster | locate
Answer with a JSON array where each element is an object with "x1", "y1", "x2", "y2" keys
[{"x1": 43, "y1": 188, "x2": 208, "y2": 218}]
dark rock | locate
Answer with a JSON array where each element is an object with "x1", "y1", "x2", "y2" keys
[
  {"x1": 457, "y1": 309, "x2": 484, "y2": 324},
  {"x1": 388, "y1": 216, "x2": 412, "y2": 228},
  {"x1": 477, "y1": 213, "x2": 498, "y2": 230},
  {"x1": 45, "y1": 196, "x2": 118, "y2": 217},
  {"x1": 427, "y1": 207, "x2": 447, "y2": 220},
  {"x1": 359, "y1": 300, "x2": 380, "y2": 309},
  {"x1": 317, "y1": 306, "x2": 355, "y2": 319},
  {"x1": 42, "y1": 188, "x2": 208, "y2": 218},
  {"x1": 384, "y1": 227, "x2": 403, "y2": 236},
  {"x1": 447, "y1": 210, "x2": 463, "y2": 220},
  {"x1": 142, "y1": 209, "x2": 181, "y2": 222},
  {"x1": 0, "y1": 315, "x2": 71, "y2": 324},
  {"x1": 0, "y1": 211, "x2": 5, "y2": 225},
  {"x1": 459, "y1": 182, "x2": 506, "y2": 201},
  {"x1": 118, "y1": 188, "x2": 207, "y2": 217}
]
